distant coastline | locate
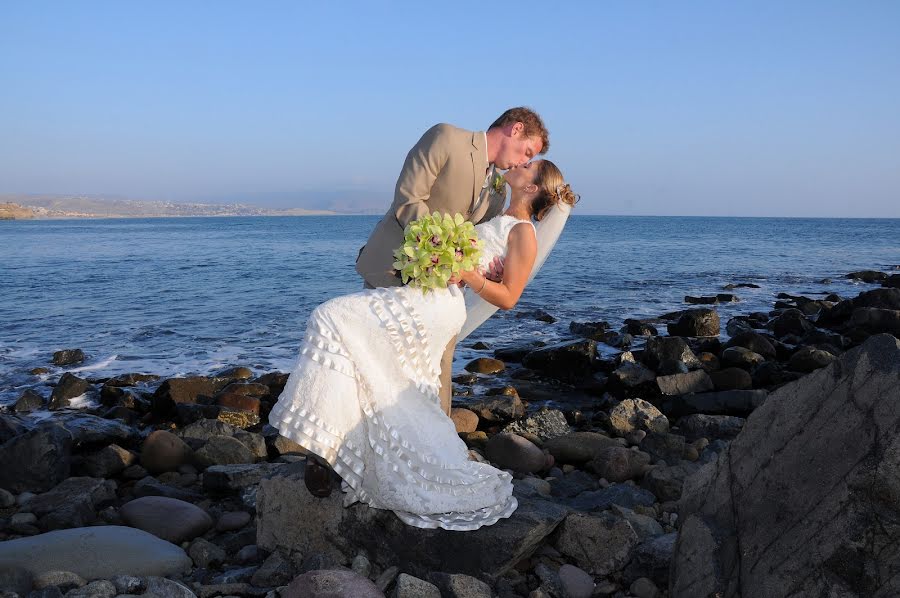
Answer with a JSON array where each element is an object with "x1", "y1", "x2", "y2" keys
[{"x1": 0, "y1": 197, "x2": 342, "y2": 220}]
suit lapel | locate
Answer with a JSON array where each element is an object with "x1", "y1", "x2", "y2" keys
[{"x1": 469, "y1": 131, "x2": 488, "y2": 215}]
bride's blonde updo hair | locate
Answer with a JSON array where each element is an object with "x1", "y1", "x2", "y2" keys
[{"x1": 530, "y1": 160, "x2": 578, "y2": 221}]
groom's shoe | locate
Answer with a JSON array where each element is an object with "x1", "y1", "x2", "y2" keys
[{"x1": 304, "y1": 455, "x2": 334, "y2": 498}]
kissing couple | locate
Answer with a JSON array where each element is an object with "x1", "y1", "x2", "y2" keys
[{"x1": 269, "y1": 107, "x2": 578, "y2": 530}]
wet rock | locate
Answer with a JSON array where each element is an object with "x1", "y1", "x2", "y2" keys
[
  {"x1": 141, "y1": 429, "x2": 193, "y2": 474},
  {"x1": 751, "y1": 361, "x2": 802, "y2": 388},
  {"x1": 569, "y1": 320, "x2": 610, "y2": 339},
  {"x1": 544, "y1": 431, "x2": 621, "y2": 464},
  {"x1": 104, "y1": 373, "x2": 159, "y2": 387},
  {"x1": 587, "y1": 446, "x2": 652, "y2": 482},
  {"x1": 14, "y1": 389, "x2": 45, "y2": 412},
  {"x1": 642, "y1": 336, "x2": 701, "y2": 370},
  {"x1": 79, "y1": 444, "x2": 135, "y2": 478},
  {"x1": 464, "y1": 357, "x2": 505, "y2": 375},
  {"x1": 449, "y1": 408, "x2": 479, "y2": 433},
  {"x1": 708, "y1": 367, "x2": 752, "y2": 390},
  {"x1": 502, "y1": 407, "x2": 570, "y2": 441},
  {"x1": 0, "y1": 565, "x2": 32, "y2": 595},
  {"x1": 622, "y1": 319, "x2": 658, "y2": 336},
  {"x1": 522, "y1": 339, "x2": 597, "y2": 383},
  {"x1": 553, "y1": 511, "x2": 639, "y2": 576},
  {"x1": 485, "y1": 433, "x2": 546, "y2": 473},
  {"x1": 549, "y1": 469, "x2": 599, "y2": 498},
  {"x1": 119, "y1": 496, "x2": 213, "y2": 544},
  {"x1": 282, "y1": 569, "x2": 383, "y2": 597},
  {"x1": 655, "y1": 358, "x2": 689, "y2": 375},
  {"x1": 216, "y1": 366, "x2": 254, "y2": 380},
  {"x1": 676, "y1": 414, "x2": 745, "y2": 441},
  {"x1": 608, "y1": 399, "x2": 669, "y2": 437},
  {"x1": 0, "y1": 526, "x2": 191, "y2": 580},
  {"x1": 216, "y1": 510, "x2": 252, "y2": 532},
  {"x1": 518, "y1": 309, "x2": 557, "y2": 323},
  {"x1": 685, "y1": 295, "x2": 718, "y2": 305},
  {"x1": 49, "y1": 373, "x2": 90, "y2": 409},
  {"x1": 253, "y1": 371, "x2": 290, "y2": 397},
  {"x1": 666, "y1": 309, "x2": 720, "y2": 337},
  {"x1": 671, "y1": 334, "x2": 900, "y2": 598},
  {"x1": 846, "y1": 270, "x2": 887, "y2": 282},
  {"x1": 493, "y1": 344, "x2": 541, "y2": 363},
  {"x1": 0, "y1": 424, "x2": 72, "y2": 493},
  {"x1": 52, "y1": 349, "x2": 84, "y2": 366},
  {"x1": 656, "y1": 370, "x2": 713, "y2": 395},
  {"x1": 428, "y1": 572, "x2": 491, "y2": 598}
]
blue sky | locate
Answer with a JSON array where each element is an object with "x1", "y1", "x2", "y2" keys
[{"x1": 1, "y1": 1, "x2": 899, "y2": 216}]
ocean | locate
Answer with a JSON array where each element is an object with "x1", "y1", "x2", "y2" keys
[{"x1": 1, "y1": 215, "x2": 898, "y2": 406}]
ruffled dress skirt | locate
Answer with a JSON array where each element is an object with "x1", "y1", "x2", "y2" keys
[{"x1": 268, "y1": 285, "x2": 518, "y2": 531}]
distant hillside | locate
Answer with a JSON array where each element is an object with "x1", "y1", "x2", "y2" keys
[
  {"x1": 0, "y1": 202, "x2": 35, "y2": 220},
  {"x1": 0, "y1": 195, "x2": 340, "y2": 219}
]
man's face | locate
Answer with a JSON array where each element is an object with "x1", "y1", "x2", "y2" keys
[{"x1": 495, "y1": 125, "x2": 543, "y2": 170}]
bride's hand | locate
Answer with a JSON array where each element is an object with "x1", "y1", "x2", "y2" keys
[{"x1": 485, "y1": 257, "x2": 504, "y2": 282}]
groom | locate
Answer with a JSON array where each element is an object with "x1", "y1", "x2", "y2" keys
[{"x1": 356, "y1": 107, "x2": 550, "y2": 415}]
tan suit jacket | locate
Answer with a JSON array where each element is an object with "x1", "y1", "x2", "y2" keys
[{"x1": 356, "y1": 123, "x2": 505, "y2": 288}]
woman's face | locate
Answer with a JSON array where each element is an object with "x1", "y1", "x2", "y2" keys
[{"x1": 504, "y1": 159, "x2": 541, "y2": 190}]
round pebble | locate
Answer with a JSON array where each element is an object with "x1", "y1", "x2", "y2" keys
[
  {"x1": 558, "y1": 564, "x2": 594, "y2": 598},
  {"x1": 630, "y1": 577, "x2": 659, "y2": 598},
  {"x1": 0, "y1": 488, "x2": 15, "y2": 508},
  {"x1": 216, "y1": 510, "x2": 252, "y2": 532}
]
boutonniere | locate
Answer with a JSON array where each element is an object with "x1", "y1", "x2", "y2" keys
[{"x1": 491, "y1": 173, "x2": 506, "y2": 195}]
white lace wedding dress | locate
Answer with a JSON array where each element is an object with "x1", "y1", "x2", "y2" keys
[{"x1": 268, "y1": 215, "x2": 533, "y2": 531}]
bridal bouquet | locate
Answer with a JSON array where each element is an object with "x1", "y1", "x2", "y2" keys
[{"x1": 392, "y1": 212, "x2": 484, "y2": 291}]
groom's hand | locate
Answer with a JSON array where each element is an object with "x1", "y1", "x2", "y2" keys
[{"x1": 485, "y1": 257, "x2": 504, "y2": 282}]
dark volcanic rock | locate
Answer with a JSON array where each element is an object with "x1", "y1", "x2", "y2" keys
[
  {"x1": 642, "y1": 336, "x2": 702, "y2": 370},
  {"x1": 666, "y1": 309, "x2": 720, "y2": 337},
  {"x1": 724, "y1": 330, "x2": 777, "y2": 359},
  {"x1": 23, "y1": 476, "x2": 116, "y2": 531},
  {"x1": 676, "y1": 414, "x2": 746, "y2": 441},
  {"x1": 768, "y1": 308, "x2": 815, "y2": 338},
  {"x1": 569, "y1": 320, "x2": 611, "y2": 339},
  {"x1": 788, "y1": 346, "x2": 838, "y2": 372},
  {"x1": 622, "y1": 319, "x2": 658, "y2": 336},
  {"x1": 708, "y1": 367, "x2": 752, "y2": 391},
  {"x1": 257, "y1": 467, "x2": 568, "y2": 583},
  {"x1": 15, "y1": 389, "x2": 46, "y2": 412},
  {"x1": 53, "y1": 412, "x2": 138, "y2": 448},
  {"x1": 656, "y1": 370, "x2": 714, "y2": 396},
  {"x1": 464, "y1": 357, "x2": 505, "y2": 375},
  {"x1": 522, "y1": 339, "x2": 597, "y2": 383},
  {"x1": 671, "y1": 334, "x2": 900, "y2": 598},
  {"x1": 846, "y1": 270, "x2": 887, "y2": 283},
  {"x1": 851, "y1": 307, "x2": 900, "y2": 337},
  {"x1": 662, "y1": 389, "x2": 768, "y2": 418},
  {"x1": 52, "y1": 349, "x2": 85, "y2": 366},
  {"x1": 0, "y1": 424, "x2": 72, "y2": 493},
  {"x1": 49, "y1": 373, "x2": 90, "y2": 409}
]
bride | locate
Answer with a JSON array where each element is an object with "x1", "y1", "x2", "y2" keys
[{"x1": 268, "y1": 159, "x2": 577, "y2": 531}]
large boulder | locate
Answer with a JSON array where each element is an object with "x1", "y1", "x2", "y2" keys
[
  {"x1": 642, "y1": 336, "x2": 702, "y2": 370},
  {"x1": 0, "y1": 424, "x2": 72, "y2": 493},
  {"x1": 671, "y1": 334, "x2": 900, "y2": 597},
  {"x1": 256, "y1": 464, "x2": 568, "y2": 583},
  {"x1": 49, "y1": 373, "x2": 90, "y2": 409},
  {"x1": 0, "y1": 526, "x2": 191, "y2": 580}
]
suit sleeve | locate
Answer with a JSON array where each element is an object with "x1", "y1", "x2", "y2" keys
[{"x1": 394, "y1": 124, "x2": 452, "y2": 228}]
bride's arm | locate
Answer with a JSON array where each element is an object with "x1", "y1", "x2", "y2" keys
[{"x1": 459, "y1": 223, "x2": 536, "y2": 310}]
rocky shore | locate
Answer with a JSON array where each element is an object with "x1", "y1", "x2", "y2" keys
[
  {"x1": 0, "y1": 203, "x2": 35, "y2": 220},
  {"x1": 1, "y1": 268, "x2": 899, "y2": 598}
]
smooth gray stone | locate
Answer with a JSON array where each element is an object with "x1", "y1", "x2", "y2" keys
[{"x1": 0, "y1": 526, "x2": 191, "y2": 580}]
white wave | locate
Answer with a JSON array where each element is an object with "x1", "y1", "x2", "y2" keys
[{"x1": 66, "y1": 354, "x2": 119, "y2": 374}]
